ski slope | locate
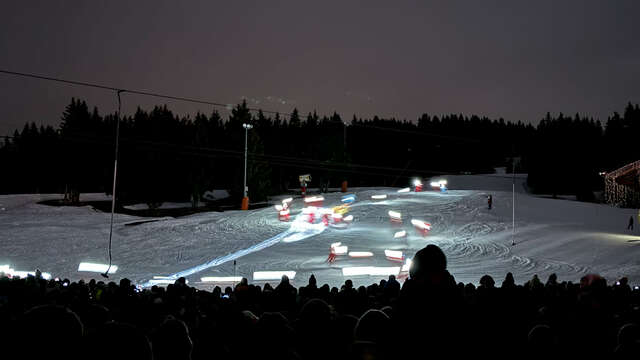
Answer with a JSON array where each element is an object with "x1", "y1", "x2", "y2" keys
[{"x1": 1, "y1": 174, "x2": 639, "y2": 289}]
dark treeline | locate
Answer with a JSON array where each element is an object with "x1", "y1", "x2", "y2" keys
[{"x1": 1, "y1": 99, "x2": 639, "y2": 206}]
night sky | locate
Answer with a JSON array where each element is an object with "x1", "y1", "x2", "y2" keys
[{"x1": 1, "y1": 1, "x2": 639, "y2": 136}]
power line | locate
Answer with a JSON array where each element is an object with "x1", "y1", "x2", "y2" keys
[{"x1": 0, "y1": 68, "x2": 483, "y2": 143}]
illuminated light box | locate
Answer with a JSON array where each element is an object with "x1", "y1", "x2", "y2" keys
[
  {"x1": 341, "y1": 194, "x2": 356, "y2": 203},
  {"x1": 275, "y1": 204, "x2": 283, "y2": 211},
  {"x1": 201, "y1": 276, "x2": 243, "y2": 283},
  {"x1": 304, "y1": 196, "x2": 324, "y2": 203},
  {"x1": 411, "y1": 219, "x2": 432, "y2": 231},
  {"x1": 343, "y1": 215, "x2": 354, "y2": 222},
  {"x1": 331, "y1": 242, "x2": 342, "y2": 248},
  {"x1": 348, "y1": 251, "x2": 374, "y2": 258},
  {"x1": 279, "y1": 209, "x2": 290, "y2": 216},
  {"x1": 333, "y1": 246, "x2": 348, "y2": 255},
  {"x1": 78, "y1": 262, "x2": 118, "y2": 274},
  {"x1": 282, "y1": 197, "x2": 293, "y2": 203},
  {"x1": 371, "y1": 194, "x2": 387, "y2": 200},
  {"x1": 384, "y1": 250, "x2": 404, "y2": 261},
  {"x1": 397, "y1": 187, "x2": 410, "y2": 193},
  {"x1": 253, "y1": 271, "x2": 296, "y2": 281},
  {"x1": 342, "y1": 266, "x2": 400, "y2": 276},
  {"x1": 394, "y1": 230, "x2": 407, "y2": 238},
  {"x1": 388, "y1": 211, "x2": 402, "y2": 220},
  {"x1": 148, "y1": 278, "x2": 188, "y2": 285}
]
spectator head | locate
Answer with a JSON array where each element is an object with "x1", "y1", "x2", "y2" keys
[
  {"x1": 308, "y1": 274, "x2": 317, "y2": 287},
  {"x1": 86, "y1": 322, "x2": 152, "y2": 360},
  {"x1": 354, "y1": 309, "x2": 391, "y2": 344},
  {"x1": 479, "y1": 275, "x2": 495, "y2": 288},
  {"x1": 410, "y1": 244, "x2": 447, "y2": 280},
  {"x1": 280, "y1": 274, "x2": 290, "y2": 285},
  {"x1": 344, "y1": 279, "x2": 353, "y2": 290},
  {"x1": 19, "y1": 305, "x2": 84, "y2": 359},
  {"x1": 527, "y1": 324, "x2": 556, "y2": 355},
  {"x1": 152, "y1": 317, "x2": 193, "y2": 360},
  {"x1": 617, "y1": 323, "x2": 640, "y2": 347}
]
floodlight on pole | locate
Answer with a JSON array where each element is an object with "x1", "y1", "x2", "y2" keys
[{"x1": 242, "y1": 123, "x2": 253, "y2": 210}]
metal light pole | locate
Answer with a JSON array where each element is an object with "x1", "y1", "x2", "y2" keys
[
  {"x1": 104, "y1": 89, "x2": 124, "y2": 277},
  {"x1": 511, "y1": 152, "x2": 516, "y2": 246},
  {"x1": 242, "y1": 123, "x2": 253, "y2": 209}
]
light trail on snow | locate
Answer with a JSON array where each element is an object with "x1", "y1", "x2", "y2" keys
[{"x1": 140, "y1": 212, "x2": 327, "y2": 288}]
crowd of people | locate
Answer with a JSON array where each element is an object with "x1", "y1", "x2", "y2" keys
[{"x1": 1, "y1": 244, "x2": 639, "y2": 359}]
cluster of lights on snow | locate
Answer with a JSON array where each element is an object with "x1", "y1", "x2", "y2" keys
[{"x1": 77, "y1": 262, "x2": 118, "y2": 274}]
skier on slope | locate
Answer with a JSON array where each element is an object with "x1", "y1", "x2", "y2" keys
[
  {"x1": 487, "y1": 194, "x2": 493, "y2": 210},
  {"x1": 326, "y1": 245, "x2": 337, "y2": 263}
]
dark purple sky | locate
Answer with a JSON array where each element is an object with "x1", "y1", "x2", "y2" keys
[{"x1": 1, "y1": 1, "x2": 639, "y2": 136}]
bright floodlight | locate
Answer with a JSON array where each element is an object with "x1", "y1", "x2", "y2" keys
[
  {"x1": 0, "y1": 265, "x2": 10, "y2": 272},
  {"x1": 371, "y1": 194, "x2": 387, "y2": 200},
  {"x1": 388, "y1": 210, "x2": 402, "y2": 219},
  {"x1": 394, "y1": 230, "x2": 407, "y2": 238},
  {"x1": 413, "y1": 179, "x2": 422, "y2": 186},
  {"x1": 78, "y1": 262, "x2": 118, "y2": 274},
  {"x1": 430, "y1": 181, "x2": 440, "y2": 187},
  {"x1": 253, "y1": 271, "x2": 296, "y2": 280},
  {"x1": 343, "y1": 215, "x2": 354, "y2": 222},
  {"x1": 397, "y1": 187, "x2": 410, "y2": 193},
  {"x1": 439, "y1": 180, "x2": 447, "y2": 185},
  {"x1": 201, "y1": 276, "x2": 243, "y2": 283},
  {"x1": 242, "y1": 123, "x2": 253, "y2": 129},
  {"x1": 342, "y1": 266, "x2": 400, "y2": 276},
  {"x1": 348, "y1": 251, "x2": 374, "y2": 258}
]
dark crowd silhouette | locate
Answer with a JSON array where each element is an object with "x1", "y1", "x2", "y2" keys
[{"x1": 1, "y1": 244, "x2": 639, "y2": 360}]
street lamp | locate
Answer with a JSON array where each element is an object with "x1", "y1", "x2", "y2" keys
[{"x1": 242, "y1": 123, "x2": 253, "y2": 210}]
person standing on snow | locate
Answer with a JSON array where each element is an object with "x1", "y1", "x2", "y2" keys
[
  {"x1": 628, "y1": 216, "x2": 634, "y2": 231},
  {"x1": 487, "y1": 195, "x2": 493, "y2": 210}
]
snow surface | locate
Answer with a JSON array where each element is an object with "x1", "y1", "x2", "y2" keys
[{"x1": 1, "y1": 175, "x2": 640, "y2": 289}]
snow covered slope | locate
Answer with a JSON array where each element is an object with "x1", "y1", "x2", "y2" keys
[{"x1": 1, "y1": 175, "x2": 639, "y2": 289}]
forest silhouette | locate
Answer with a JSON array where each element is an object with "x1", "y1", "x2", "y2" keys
[{"x1": 2, "y1": 99, "x2": 639, "y2": 207}]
